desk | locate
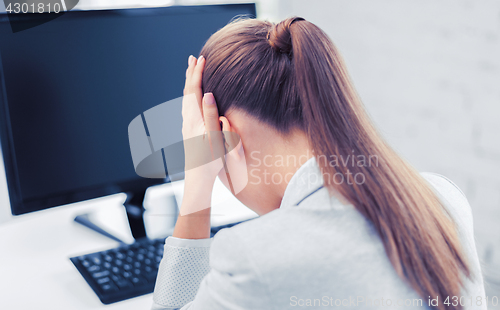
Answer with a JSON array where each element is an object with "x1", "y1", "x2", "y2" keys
[{"x1": 0, "y1": 179, "x2": 256, "y2": 310}]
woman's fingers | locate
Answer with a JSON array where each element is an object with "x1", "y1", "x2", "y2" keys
[
  {"x1": 203, "y1": 93, "x2": 225, "y2": 160},
  {"x1": 181, "y1": 56, "x2": 203, "y2": 139},
  {"x1": 203, "y1": 93, "x2": 220, "y2": 132},
  {"x1": 191, "y1": 55, "x2": 204, "y2": 90},
  {"x1": 185, "y1": 55, "x2": 196, "y2": 82},
  {"x1": 183, "y1": 55, "x2": 205, "y2": 117},
  {"x1": 191, "y1": 56, "x2": 205, "y2": 113}
]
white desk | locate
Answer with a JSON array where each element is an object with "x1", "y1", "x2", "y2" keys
[{"x1": 0, "y1": 179, "x2": 256, "y2": 310}]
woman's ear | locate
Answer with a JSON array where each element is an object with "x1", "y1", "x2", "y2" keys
[
  {"x1": 218, "y1": 116, "x2": 247, "y2": 195},
  {"x1": 219, "y1": 116, "x2": 244, "y2": 160}
]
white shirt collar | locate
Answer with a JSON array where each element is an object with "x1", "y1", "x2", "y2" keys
[{"x1": 280, "y1": 157, "x2": 324, "y2": 208}]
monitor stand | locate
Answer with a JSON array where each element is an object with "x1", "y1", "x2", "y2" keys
[
  {"x1": 123, "y1": 190, "x2": 148, "y2": 240},
  {"x1": 74, "y1": 189, "x2": 178, "y2": 244}
]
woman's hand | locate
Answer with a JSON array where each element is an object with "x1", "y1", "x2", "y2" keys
[
  {"x1": 181, "y1": 55, "x2": 225, "y2": 183},
  {"x1": 172, "y1": 55, "x2": 224, "y2": 239}
]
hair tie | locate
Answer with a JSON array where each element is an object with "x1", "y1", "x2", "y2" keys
[{"x1": 267, "y1": 17, "x2": 305, "y2": 55}]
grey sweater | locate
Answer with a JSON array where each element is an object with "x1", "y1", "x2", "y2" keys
[{"x1": 152, "y1": 158, "x2": 486, "y2": 310}]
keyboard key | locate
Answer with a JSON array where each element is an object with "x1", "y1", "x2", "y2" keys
[
  {"x1": 87, "y1": 265, "x2": 100, "y2": 273},
  {"x1": 123, "y1": 271, "x2": 131, "y2": 278},
  {"x1": 92, "y1": 270, "x2": 110, "y2": 278},
  {"x1": 116, "y1": 279, "x2": 132, "y2": 289},
  {"x1": 97, "y1": 277, "x2": 110, "y2": 285},
  {"x1": 123, "y1": 264, "x2": 132, "y2": 271},
  {"x1": 100, "y1": 283, "x2": 117, "y2": 292},
  {"x1": 103, "y1": 262, "x2": 111, "y2": 269},
  {"x1": 91, "y1": 257, "x2": 101, "y2": 265},
  {"x1": 112, "y1": 267, "x2": 120, "y2": 274},
  {"x1": 82, "y1": 260, "x2": 90, "y2": 268},
  {"x1": 133, "y1": 268, "x2": 141, "y2": 275},
  {"x1": 131, "y1": 277, "x2": 146, "y2": 286}
]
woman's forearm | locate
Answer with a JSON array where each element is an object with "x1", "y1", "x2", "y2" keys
[{"x1": 172, "y1": 174, "x2": 215, "y2": 239}]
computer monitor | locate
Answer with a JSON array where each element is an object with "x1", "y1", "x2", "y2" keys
[{"x1": 0, "y1": 4, "x2": 256, "y2": 239}]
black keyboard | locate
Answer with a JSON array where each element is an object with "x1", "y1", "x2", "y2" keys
[
  {"x1": 70, "y1": 238, "x2": 165, "y2": 304},
  {"x1": 70, "y1": 220, "x2": 249, "y2": 304}
]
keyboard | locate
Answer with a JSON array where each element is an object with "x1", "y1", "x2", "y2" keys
[
  {"x1": 70, "y1": 220, "x2": 248, "y2": 304},
  {"x1": 70, "y1": 238, "x2": 164, "y2": 304}
]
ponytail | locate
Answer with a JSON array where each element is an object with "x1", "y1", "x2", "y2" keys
[{"x1": 286, "y1": 17, "x2": 471, "y2": 310}]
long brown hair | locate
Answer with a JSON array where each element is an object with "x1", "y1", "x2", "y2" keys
[{"x1": 200, "y1": 17, "x2": 471, "y2": 310}]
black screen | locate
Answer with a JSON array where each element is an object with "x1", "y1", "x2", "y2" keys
[{"x1": 0, "y1": 4, "x2": 256, "y2": 214}]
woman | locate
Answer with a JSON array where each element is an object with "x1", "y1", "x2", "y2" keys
[{"x1": 151, "y1": 17, "x2": 485, "y2": 310}]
